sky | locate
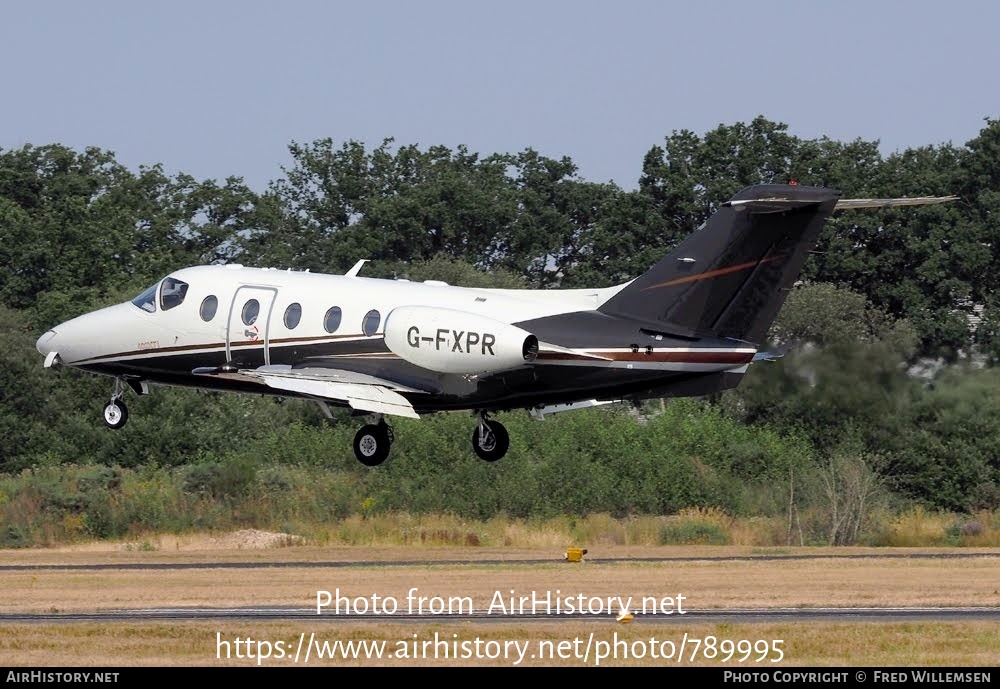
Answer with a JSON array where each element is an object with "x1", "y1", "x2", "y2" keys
[{"x1": 2, "y1": 1, "x2": 998, "y2": 192}]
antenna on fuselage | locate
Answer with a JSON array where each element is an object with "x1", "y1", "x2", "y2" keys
[{"x1": 345, "y1": 259, "x2": 369, "y2": 277}]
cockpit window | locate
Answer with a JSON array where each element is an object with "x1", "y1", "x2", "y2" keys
[
  {"x1": 131, "y1": 283, "x2": 158, "y2": 313},
  {"x1": 160, "y1": 277, "x2": 189, "y2": 311}
]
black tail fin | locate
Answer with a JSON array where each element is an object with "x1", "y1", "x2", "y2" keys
[{"x1": 598, "y1": 184, "x2": 840, "y2": 344}]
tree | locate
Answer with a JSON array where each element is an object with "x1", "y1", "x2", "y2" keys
[
  {"x1": 0, "y1": 144, "x2": 264, "y2": 319},
  {"x1": 881, "y1": 367, "x2": 1000, "y2": 511},
  {"x1": 257, "y1": 138, "x2": 520, "y2": 272},
  {"x1": 724, "y1": 283, "x2": 919, "y2": 451}
]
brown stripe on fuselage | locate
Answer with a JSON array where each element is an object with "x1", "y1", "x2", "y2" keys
[
  {"x1": 322, "y1": 352, "x2": 400, "y2": 358},
  {"x1": 73, "y1": 332, "x2": 374, "y2": 365},
  {"x1": 537, "y1": 351, "x2": 753, "y2": 364},
  {"x1": 641, "y1": 254, "x2": 785, "y2": 290}
]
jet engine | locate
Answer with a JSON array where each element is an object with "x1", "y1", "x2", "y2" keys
[{"x1": 383, "y1": 305, "x2": 538, "y2": 374}]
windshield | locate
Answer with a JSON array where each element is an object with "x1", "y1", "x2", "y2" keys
[{"x1": 131, "y1": 283, "x2": 158, "y2": 313}]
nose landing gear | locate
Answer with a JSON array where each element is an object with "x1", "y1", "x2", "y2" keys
[{"x1": 103, "y1": 378, "x2": 129, "y2": 430}]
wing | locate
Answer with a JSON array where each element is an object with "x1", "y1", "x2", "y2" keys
[{"x1": 193, "y1": 365, "x2": 424, "y2": 418}]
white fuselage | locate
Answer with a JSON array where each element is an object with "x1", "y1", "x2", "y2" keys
[{"x1": 36, "y1": 265, "x2": 628, "y2": 370}]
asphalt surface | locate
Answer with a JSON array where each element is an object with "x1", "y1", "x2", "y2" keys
[
  {"x1": 1, "y1": 551, "x2": 997, "y2": 572},
  {"x1": 3, "y1": 606, "x2": 998, "y2": 624},
  {"x1": 5, "y1": 552, "x2": 996, "y2": 625}
]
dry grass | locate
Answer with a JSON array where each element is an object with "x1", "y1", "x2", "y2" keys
[
  {"x1": 1, "y1": 538, "x2": 998, "y2": 666},
  {"x1": 7, "y1": 508, "x2": 1000, "y2": 550},
  {"x1": 0, "y1": 621, "x2": 997, "y2": 666},
  {"x1": 3, "y1": 555, "x2": 998, "y2": 614}
]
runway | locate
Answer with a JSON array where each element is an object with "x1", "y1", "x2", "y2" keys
[
  {"x1": 3, "y1": 549, "x2": 995, "y2": 665},
  {"x1": 3, "y1": 606, "x2": 998, "y2": 624},
  {"x1": 3, "y1": 552, "x2": 996, "y2": 627},
  {"x1": 0, "y1": 550, "x2": 996, "y2": 572}
]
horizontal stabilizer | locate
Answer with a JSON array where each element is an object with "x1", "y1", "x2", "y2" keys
[
  {"x1": 834, "y1": 196, "x2": 959, "y2": 210},
  {"x1": 728, "y1": 195, "x2": 959, "y2": 211}
]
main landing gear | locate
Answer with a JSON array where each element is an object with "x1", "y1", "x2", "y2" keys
[
  {"x1": 353, "y1": 418, "x2": 394, "y2": 467},
  {"x1": 349, "y1": 412, "x2": 511, "y2": 466},
  {"x1": 103, "y1": 378, "x2": 129, "y2": 430},
  {"x1": 472, "y1": 412, "x2": 509, "y2": 462}
]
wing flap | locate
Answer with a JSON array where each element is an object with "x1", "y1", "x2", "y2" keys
[
  {"x1": 252, "y1": 365, "x2": 427, "y2": 392},
  {"x1": 258, "y1": 375, "x2": 419, "y2": 418},
  {"x1": 192, "y1": 365, "x2": 422, "y2": 419},
  {"x1": 345, "y1": 386, "x2": 420, "y2": 419}
]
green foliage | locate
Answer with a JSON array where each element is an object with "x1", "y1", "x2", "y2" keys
[
  {"x1": 881, "y1": 367, "x2": 1000, "y2": 511},
  {"x1": 4, "y1": 119, "x2": 1000, "y2": 525},
  {"x1": 769, "y1": 283, "x2": 917, "y2": 354},
  {"x1": 182, "y1": 456, "x2": 259, "y2": 500},
  {"x1": 4, "y1": 120, "x2": 997, "y2": 355},
  {"x1": 658, "y1": 521, "x2": 730, "y2": 546},
  {"x1": 349, "y1": 402, "x2": 813, "y2": 520},
  {"x1": 371, "y1": 253, "x2": 527, "y2": 289},
  {"x1": 0, "y1": 305, "x2": 62, "y2": 468},
  {"x1": 724, "y1": 283, "x2": 921, "y2": 453},
  {"x1": 0, "y1": 145, "x2": 265, "y2": 316}
]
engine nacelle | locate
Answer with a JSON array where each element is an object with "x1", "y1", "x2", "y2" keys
[{"x1": 383, "y1": 305, "x2": 538, "y2": 374}]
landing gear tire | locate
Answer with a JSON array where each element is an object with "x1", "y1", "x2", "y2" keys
[
  {"x1": 103, "y1": 400, "x2": 129, "y2": 429},
  {"x1": 472, "y1": 419, "x2": 509, "y2": 462},
  {"x1": 353, "y1": 423, "x2": 391, "y2": 467}
]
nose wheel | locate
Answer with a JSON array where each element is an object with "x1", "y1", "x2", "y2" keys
[
  {"x1": 103, "y1": 378, "x2": 129, "y2": 430},
  {"x1": 472, "y1": 414, "x2": 509, "y2": 462},
  {"x1": 103, "y1": 399, "x2": 129, "y2": 429}
]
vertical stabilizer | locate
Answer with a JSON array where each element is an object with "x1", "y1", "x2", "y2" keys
[{"x1": 597, "y1": 184, "x2": 840, "y2": 344}]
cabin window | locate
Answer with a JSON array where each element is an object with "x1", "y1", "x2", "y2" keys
[
  {"x1": 284, "y1": 303, "x2": 302, "y2": 330},
  {"x1": 324, "y1": 306, "x2": 342, "y2": 334},
  {"x1": 131, "y1": 283, "x2": 158, "y2": 313},
  {"x1": 362, "y1": 309, "x2": 381, "y2": 336},
  {"x1": 242, "y1": 299, "x2": 260, "y2": 326},
  {"x1": 160, "y1": 277, "x2": 189, "y2": 311},
  {"x1": 200, "y1": 295, "x2": 218, "y2": 322}
]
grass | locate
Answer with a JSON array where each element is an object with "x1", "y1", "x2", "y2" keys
[
  {"x1": 164, "y1": 509, "x2": 1000, "y2": 549},
  {"x1": 4, "y1": 461, "x2": 1000, "y2": 549},
  {"x1": 0, "y1": 621, "x2": 997, "y2": 667},
  {"x1": 1, "y1": 542, "x2": 997, "y2": 666}
]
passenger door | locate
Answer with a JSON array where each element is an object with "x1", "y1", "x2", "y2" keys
[{"x1": 226, "y1": 286, "x2": 278, "y2": 367}]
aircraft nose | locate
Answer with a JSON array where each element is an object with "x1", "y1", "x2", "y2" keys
[{"x1": 36, "y1": 329, "x2": 58, "y2": 356}]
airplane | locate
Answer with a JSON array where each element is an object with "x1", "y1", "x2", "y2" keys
[{"x1": 34, "y1": 183, "x2": 956, "y2": 466}]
